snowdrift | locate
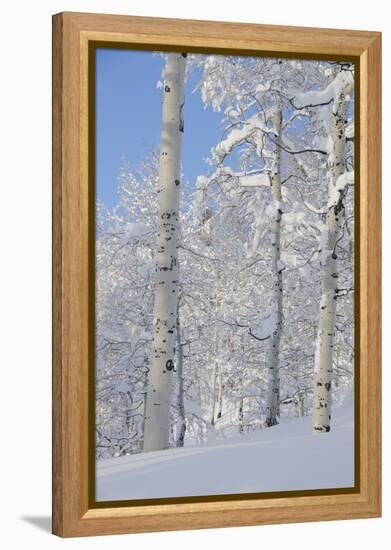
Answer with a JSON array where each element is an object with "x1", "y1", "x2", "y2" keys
[{"x1": 96, "y1": 395, "x2": 354, "y2": 501}]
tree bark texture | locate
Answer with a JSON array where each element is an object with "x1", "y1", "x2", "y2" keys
[
  {"x1": 265, "y1": 110, "x2": 283, "y2": 428},
  {"x1": 312, "y1": 72, "x2": 353, "y2": 433},
  {"x1": 143, "y1": 53, "x2": 186, "y2": 451}
]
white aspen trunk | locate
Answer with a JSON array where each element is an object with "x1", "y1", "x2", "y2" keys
[
  {"x1": 312, "y1": 74, "x2": 352, "y2": 433},
  {"x1": 217, "y1": 370, "x2": 223, "y2": 420},
  {"x1": 238, "y1": 395, "x2": 244, "y2": 433},
  {"x1": 141, "y1": 370, "x2": 148, "y2": 446},
  {"x1": 210, "y1": 289, "x2": 220, "y2": 426},
  {"x1": 175, "y1": 307, "x2": 186, "y2": 447},
  {"x1": 297, "y1": 394, "x2": 305, "y2": 417},
  {"x1": 265, "y1": 110, "x2": 283, "y2": 428},
  {"x1": 195, "y1": 370, "x2": 202, "y2": 407},
  {"x1": 140, "y1": 396, "x2": 147, "y2": 450},
  {"x1": 124, "y1": 408, "x2": 132, "y2": 454},
  {"x1": 210, "y1": 357, "x2": 218, "y2": 426},
  {"x1": 194, "y1": 371, "x2": 204, "y2": 444},
  {"x1": 143, "y1": 53, "x2": 186, "y2": 451}
]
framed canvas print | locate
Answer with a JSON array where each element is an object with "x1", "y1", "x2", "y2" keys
[{"x1": 52, "y1": 12, "x2": 381, "y2": 537}]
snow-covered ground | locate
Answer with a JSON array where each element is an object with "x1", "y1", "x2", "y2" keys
[{"x1": 96, "y1": 395, "x2": 354, "y2": 501}]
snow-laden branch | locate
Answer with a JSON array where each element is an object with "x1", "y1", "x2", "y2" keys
[
  {"x1": 126, "y1": 222, "x2": 152, "y2": 239},
  {"x1": 213, "y1": 114, "x2": 271, "y2": 161},
  {"x1": 219, "y1": 318, "x2": 272, "y2": 342},
  {"x1": 268, "y1": 133, "x2": 328, "y2": 156},
  {"x1": 304, "y1": 201, "x2": 327, "y2": 215},
  {"x1": 328, "y1": 170, "x2": 354, "y2": 209},
  {"x1": 239, "y1": 174, "x2": 271, "y2": 188},
  {"x1": 293, "y1": 71, "x2": 354, "y2": 114},
  {"x1": 345, "y1": 123, "x2": 354, "y2": 140}
]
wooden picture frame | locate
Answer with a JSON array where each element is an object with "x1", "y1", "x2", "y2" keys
[{"x1": 52, "y1": 11, "x2": 381, "y2": 537}]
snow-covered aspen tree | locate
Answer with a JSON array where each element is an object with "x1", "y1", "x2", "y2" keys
[
  {"x1": 209, "y1": 326, "x2": 222, "y2": 427},
  {"x1": 210, "y1": 364, "x2": 223, "y2": 426},
  {"x1": 217, "y1": 370, "x2": 223, "y2": 420},
  {"x1": 210, "y1": 355, "x2": 218, "y2": 426},
  {"x1": 238, "y1": 395, "x2": 244, "y2": 433},
  {"x1": 311, "y1": 70, "x2": 354, "y2": 433},
  {"x1": 209, "y1": 277, "x2": 221, "y2": 427},
  {"x1": 175, "y1": 305, "x2": 186, "y2": 447},
  {"x1": 143, "y1": 53, "x2": 187, "y2": 451},
  {"x1": 265, "y1": 109, "x2": 283, "y2": 427}
]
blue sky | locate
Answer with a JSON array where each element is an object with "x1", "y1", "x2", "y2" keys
[{"x1": 95, "y1": 48, "x2": 223, "y2": 209}]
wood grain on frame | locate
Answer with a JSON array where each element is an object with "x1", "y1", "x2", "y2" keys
[{"x1": 52, "y1": 11, "x2": 381, "y2": 537}]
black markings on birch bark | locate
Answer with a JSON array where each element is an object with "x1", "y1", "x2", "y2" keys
[
  {"x1": 165, "y1": 359, "x2": 175, "y2": 371},
  {"x1": 179, "y1": 103, "x2": 184, "y2": 133}
]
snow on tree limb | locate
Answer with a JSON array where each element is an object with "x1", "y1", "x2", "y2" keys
[
  {"x1": 328, "y1": 171, "x2": 354, "y2": 209},
  {"x1": 345, "y1": 123, "x2": 354, "y2": 139},
  {"x1": 212, "y1": 114, "x2": 270, "y2": 161},
  {"x1": 294, "y1": 71, "x2": 354, "y2": 114},
  {"x1": 239, "y1": 174, "x2": 270, "y2": 188}
]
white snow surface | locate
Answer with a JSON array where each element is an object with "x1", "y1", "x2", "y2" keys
[{"x1": 96, "y1": 395, "x2": 354, "y2": 501}]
